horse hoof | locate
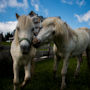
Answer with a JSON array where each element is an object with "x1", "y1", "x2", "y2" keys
[
  {"x1": 20, "y1": 82, "x2": 26, "y2": 88},
  {"x1": 20, "y1": 78, "x2": 31, "y2": 88},
  {"x1": 14, "y1": 85, "x2": 19, "y2": 90},
  {"x1": 74, "y1": 73, "x2": 79, "y2": 79},
  {"x1": 13, "y1": 82, "x2": 19, "y2": 90},
  {"x1": 53, "y1": 71, "x2": 58, "y2": 80},
  {"x1": 60, "y1": 83, "x2": 66, "y2": 90},
  {"x1": 53, "y1": 75, "x2": 58, "y2": 81}
]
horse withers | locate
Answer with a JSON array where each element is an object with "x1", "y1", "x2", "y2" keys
[
  {"x1": 33, "y1": 17, "x2": 90, "y2": 90},
  {"x1": 10, "y1": 13, "x2": 36, "y2": 90}
]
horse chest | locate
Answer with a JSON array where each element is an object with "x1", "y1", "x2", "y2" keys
[
  {"x1": 57, "y1": 44, "x2": 67, "y2": 56},
  {"x1": 54, "y1": 38, "x2": 66, "y2": 52},
  {"x1": 18, "y1": 56, "x2": 30, "y2": 66}
]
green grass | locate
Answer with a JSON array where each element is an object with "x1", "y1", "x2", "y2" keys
[
  {"x1": 0, "y1": 41, "x2": 11, "y2": 46},
  {"x1": 0, "y1": 57, "x2": 90, "y2": 90}
]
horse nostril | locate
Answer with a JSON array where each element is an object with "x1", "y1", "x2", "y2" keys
[
  {"x1": 33, "y1": 38, "x2": 39, "y2": 44},
  {"x1": 21, "y1": 45, "x2": 26, "y2": 50},
  {"x1": 32, "y1": 38, "x2": 40, "y2": 48},
  {"x1": 20, "y1": 45, "x2": 30, "y2": 54}
]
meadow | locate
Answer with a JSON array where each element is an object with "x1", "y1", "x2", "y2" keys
[{"x1": 0, "y1": 57, "x2": 90, "y2": 90}]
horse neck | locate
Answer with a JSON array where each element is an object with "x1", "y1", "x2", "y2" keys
[
  {"x1": 67, "y1": 27, "x2": 75, "y2": 40},
  {"x1": 54, "y1": 24, "x2": 74, "y2": 47}
]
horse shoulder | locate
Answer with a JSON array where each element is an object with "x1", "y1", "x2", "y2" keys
[{"x1": 11, "y1": 40, "x2": 22, "y2": 60}]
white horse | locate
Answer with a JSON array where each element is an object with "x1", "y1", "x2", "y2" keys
[
  {"x1": 33, "y1": 17, "x2": 90, "y2": 90},
  {"x1": 10, "y1": 13, "x2": 36, "y2": 90}
]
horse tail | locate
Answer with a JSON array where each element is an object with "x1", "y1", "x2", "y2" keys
[
  {"x1": 85, "y1": 29, "x2": 90, "y2": 69},
  {"x1": 86, "y1": 48, "x2": 90, "y2": 69},
  {"x1": 79, "y1": 27, "x2": 90, "y2": 69}
]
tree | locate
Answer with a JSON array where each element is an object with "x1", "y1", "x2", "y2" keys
[{"x1": 5, "y1": 32, "x2": 13, "y2": 41}]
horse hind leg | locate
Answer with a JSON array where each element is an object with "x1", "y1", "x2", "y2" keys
[
  {"x1": 86, "y1": 48, "x2": 90, "y2": 69},
  {"x1": 74, "y1": 54, "x2": 83, "y2": 78}
]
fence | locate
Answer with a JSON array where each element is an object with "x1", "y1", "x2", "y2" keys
[{"x1": 35, "y1": 43, "x2": 53, "y2": 60}]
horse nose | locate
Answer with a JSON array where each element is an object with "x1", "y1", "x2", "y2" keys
[
  {"x1": 20, "y1": 45, "x2": 30, "y2": 54},
  {"x1": 32, "y1": 38, "x2": 40, "y2": 48},
  {"x1": 21, "y1": 45, "x2": 29, "y2": 50},
  {"x1": 33, "y1": 38, "x2": 39, "y2": 44}
]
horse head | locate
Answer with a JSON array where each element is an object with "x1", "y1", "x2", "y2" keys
[
  {"x1": 16, "y1": 13, "x2": 34, "y2": 54},
  {"x1": 33, "y1": 17, "x2": 56, "y2": 48}
]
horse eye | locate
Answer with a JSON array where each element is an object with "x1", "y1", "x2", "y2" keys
[
  {"x1": 40, "y1": 27, "x2": 42, "y2": 30},
  {"x1": 52, "y1": 31, "x2": 55, "y2": 35},
  {"x1": 32, "y1": 28, "x2": 34, "y2": 31},
  {"x1": 17, "y1": 27, "x2": 20, "y2": 31}
]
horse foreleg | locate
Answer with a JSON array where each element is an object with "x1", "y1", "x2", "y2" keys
[
  {"x1": 61, "y1": 54, "x2": 70, "y2": 90},
  {"x1": 21, "y1": 61, "x2": 31, "y2": 88},
  {"x1": 53, "y1": 53, "x2": 61, "y2": 79},
  {"x1": 13, "y1": 61, "x2": 19, "y2": 90},
  {"x1": 74, "y1": 55, "x2": 82, "y2": 77},
  {"x1": 31, "y1": 59, "x2": 35, "y2": 77}
]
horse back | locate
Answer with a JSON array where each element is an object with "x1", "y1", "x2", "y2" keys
[{"x1": 77, "y1": 27, "x2": 90, "y2": 47}]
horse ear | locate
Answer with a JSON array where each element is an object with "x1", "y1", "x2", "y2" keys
[
  {"x1": 16, "y1": 13, "x2": 20, "y2": 19},
  {"x1": 38, "y1": 18, "x2": 40, "y2": 23},
  {"x1": 32, "y1": 17, "x2": 41, "y2": 23},
  {"x1": 29, "y1": 11, "x2": 36, "y2": 17}
]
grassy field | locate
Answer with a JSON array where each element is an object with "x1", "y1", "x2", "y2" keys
[
  {"x1": 0, "y1": 57, "x2": 90, "y2": 90},
  {"x1": 0, "y1": 41, "x2": 11, "y2": 46}
]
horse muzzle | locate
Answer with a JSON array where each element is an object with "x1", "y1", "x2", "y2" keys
[
  {"x1": 32, "y1": 38, "x2": 41, "y2": 48},
  {"x1": 20, "y1": 45, "x2": 30, "y2": 54},
  {"x1": 19, "y1": 38, "x2": 31, "y2": 54}
]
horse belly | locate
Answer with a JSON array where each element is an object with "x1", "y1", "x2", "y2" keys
[{"x1": 18, "y1": 57, "x2": 30, "y2": 66}]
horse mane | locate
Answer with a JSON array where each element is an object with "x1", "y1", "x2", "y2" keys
[
  {"x1": 53, "y1": 17, "x2": 77, "y2": 39},
  {"x1": 42, "y1": 17, "x2": 77, "y2": 41},
  {"x1": 63, "y1": 22, "x2": 77, "y2": 38}
]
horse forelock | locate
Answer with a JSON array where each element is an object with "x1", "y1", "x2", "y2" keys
[
  {"x1": 42, "y1": 17, "x2": 57, "y2": 27},
  {"x1": 17, "y1": 15, "x2": 33, "y2": 30}
]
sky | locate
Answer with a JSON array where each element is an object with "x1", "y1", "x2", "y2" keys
[{"x1": 0, "y1": 0, "x2": 90, "y2": 34}]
